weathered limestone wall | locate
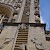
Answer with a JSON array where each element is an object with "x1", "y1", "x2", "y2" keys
[
  {"x1": 46, "y1": 41, "x2": 50, "y2": 50},
  {"x1": 0, "y1": 26, "x2": 18, "y2": 50},
  {"x1": 27, "y1": 26, "x2": 48, "y2": 50}
]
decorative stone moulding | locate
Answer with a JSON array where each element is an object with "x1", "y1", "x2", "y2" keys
[{"x1": 0, "y1": 3, "x2": 14, "y2": 17}]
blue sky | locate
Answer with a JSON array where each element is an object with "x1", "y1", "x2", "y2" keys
[{"x1": 40, "y1": 0, "x2": 50, "y2": 30}]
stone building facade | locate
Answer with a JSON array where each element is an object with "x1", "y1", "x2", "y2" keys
[{"x1": 0, "y1": 0, "x2": 50, "y2": 50}]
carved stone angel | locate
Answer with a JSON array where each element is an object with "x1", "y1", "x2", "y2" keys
[
  {"x1": 31, "y1": 38, "x2": 46, "y2": 50},
  {"x1": 0, "y1": 38, "x2": 13, "y2": 49}
]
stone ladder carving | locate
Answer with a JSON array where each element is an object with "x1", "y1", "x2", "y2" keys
[{"x1": 14, "y1": 24, "x2": 28, "y2": 50}]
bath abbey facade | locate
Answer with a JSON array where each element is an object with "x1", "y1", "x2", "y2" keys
[{"x1": 0, "y1": 0, "x2": 50, "y2": 50}]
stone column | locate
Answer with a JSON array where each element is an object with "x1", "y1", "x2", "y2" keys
[
  {"x1": 16, "y1": 0, "x2": 26, "y2": 23},
  {"x1": 29, "y1": 0, "x2": 36, "y2": 23},
  {"x1": 0, "y1": 26, "x2": 19, "y2": 50}
]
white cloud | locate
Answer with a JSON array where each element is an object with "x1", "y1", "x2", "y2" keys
[
  {"x1": 46, "y1": 22, "x2": 50, "y2": 30},
  {"x1": 40, "y1": 11, "x2": 50, "y2": 30},
  {"x1": 40, "y1": 16, "x2": 44, "y2": 23},
  {"x1": 40, "y1": 12, "x2": 45, "y2": 23}
]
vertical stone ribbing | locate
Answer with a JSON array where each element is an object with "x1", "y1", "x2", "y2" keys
[
  {"x1": 21, "y1": 0, "x2": 31, "y2": 23},
  {"x1": 29, "y1": 0, "x2": 36, "y2": 23},
  {"x1": 16, "y1": 0, "x2": 26, "y2": 23}
]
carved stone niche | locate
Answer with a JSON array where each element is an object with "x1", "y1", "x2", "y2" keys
[
  {"x1": 0, "y1": 3, "x2": 14, "y2": 22},
  {"x1": 15, "y1": 7, "x2": 20, "y2": 13},
  {"x1": 35, "y1": 15, "x2": 40, "y2": 23},
  {"x1": 11, "y1": 14, "x2": 18, "y2": 22},
  {"x1": 34, "y1": 3, "x2": 39, "y2": 8},
  {"x1": 14, "y1": 2, "x2": 21, "y2": 8},
  {"x1": 13, "y1": 15, "x2": 18, "y2": 19},
  {"x1": 34, "y1": 0, "x2": 39, "y2": 3},
  {"x1": 34, "y1": 8, "x2": 39, "y2": 16},
  {"x1": 14, "y1": 10, "x2": 19, "y2": 15}
]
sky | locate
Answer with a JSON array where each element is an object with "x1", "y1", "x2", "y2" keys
[{"x1": 40, "y1": 0, "x2": 50, "y2": 30}]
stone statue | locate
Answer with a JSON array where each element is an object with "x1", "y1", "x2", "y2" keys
[
  {"x1": 31, "y1": 38, "x2": 46, "y2": 50},
  {"x1": 18, "y1": 24, "x2": 27, "y2": 30},
  {"x1": 0, "y1": 38, "x2": 14, "y2": 49}
]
